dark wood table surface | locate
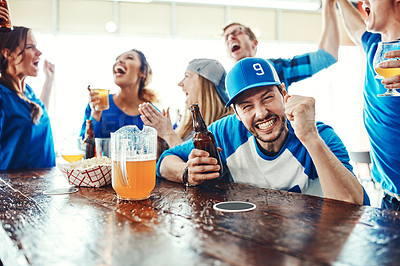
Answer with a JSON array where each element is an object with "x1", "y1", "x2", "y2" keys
[{"x1": 1, "y1": 168, "x2": 400, "y2": 266}]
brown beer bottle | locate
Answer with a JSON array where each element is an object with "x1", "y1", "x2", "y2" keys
[
  {"x1": 190, "y1": 104, "x2": 223, "y2": 176},
  {"x1": 83, "y1": 120, "x2": 95, "y2": 159},
  {"x1": 0, "y1": 0, "x2": 13, "y2": 32}
]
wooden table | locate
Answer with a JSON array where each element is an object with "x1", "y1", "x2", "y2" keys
[{"x1": 1, "y1": 168, "x2": 400, "y2": 265}]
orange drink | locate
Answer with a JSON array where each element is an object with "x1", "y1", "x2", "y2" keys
[
  {"x1": 112, "y1": 159, "x2": 156, "y2": 200},
  {"x1": 91, "y1": 88, "x2": 110, "y2": 111},
  {"x1": 374, "y1": 67, "x2": 400, "y2": 79},
  {"x1": 62, "y1": 154, "x2": 84, "y2": 162}
]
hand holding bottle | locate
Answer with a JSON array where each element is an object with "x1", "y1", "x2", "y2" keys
[{"x1": 185, "y1": 148, "x2": 221, "y2": 185}]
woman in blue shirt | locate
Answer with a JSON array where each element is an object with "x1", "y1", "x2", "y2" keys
[
  {"x1": 80, "y1": 49, "x2": 158, "y2": 138},
  {"x1": 0, "y1": 26, "x2": 56, "y2": 169}
]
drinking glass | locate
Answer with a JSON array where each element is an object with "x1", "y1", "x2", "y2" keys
[
  {"x1": 90, "y1": 88, "x2": 110, "y2": 111},
  {"x1": 61, "y1": 136, "x2": 84, "y2": 163},
  {"x1": 373, "y1": 40, "x2": 400, "y2": 97}
]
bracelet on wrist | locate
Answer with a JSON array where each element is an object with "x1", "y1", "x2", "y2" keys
[{"x1": 182, "y1": 166, "x2": 195, "y2": 187}]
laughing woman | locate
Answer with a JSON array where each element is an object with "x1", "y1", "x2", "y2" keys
[
  {"x1": 139, "y1": 58, "x2": 233, "y2": 148},
  {"x1": 80, "y1": 49, "x2": 158, "y2": 138},
  {"x1": 0, "y1": 27, "x2": 56, "y2": 169}
]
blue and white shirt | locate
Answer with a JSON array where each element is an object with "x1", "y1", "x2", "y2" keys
[{"x1": 157, "y1": 114, "x2": 369, "y2": 204}]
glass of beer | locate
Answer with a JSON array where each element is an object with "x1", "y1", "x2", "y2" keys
[
  {"x1": 91, "y1": 88, "x2": 110, "y2": 111},
  {"x1": 110, "y1": 125, "x2": 157, "y2": 200},
  {"x1": 373, "y1": 40, "x2": 400, "y2": 97},
  {"x1": 60, "y1": 136, "x2": 85, "y2": 163}
]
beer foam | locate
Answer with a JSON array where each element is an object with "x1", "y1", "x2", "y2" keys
[{"x1": 66, "y1": 157, "x2": 112, "y2": 169}]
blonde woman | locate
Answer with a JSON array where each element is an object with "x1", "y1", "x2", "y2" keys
[{"x1": 139, "y1": 58, "x2": 233, "y2": 148}]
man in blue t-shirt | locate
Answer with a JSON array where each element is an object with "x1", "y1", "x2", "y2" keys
[
  {"x1": 335, "y1": 0, "x2": 400, "y2": 210},
  {"x1": 157, "y1": 57, "x2": 368, "y2": 205}
]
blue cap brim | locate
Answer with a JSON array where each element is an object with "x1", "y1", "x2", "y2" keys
[{"x1": 225, "y1": 81, "x2": 280, "y2": 107}]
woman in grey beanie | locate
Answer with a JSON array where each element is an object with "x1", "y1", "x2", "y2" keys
[{"x1": 139, "y1": 58, "x2": 233, "y2": 148}]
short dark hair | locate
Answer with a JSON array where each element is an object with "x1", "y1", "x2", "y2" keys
[{"x1": 222, "y1": 22, "x2": 257, "y2": 41}]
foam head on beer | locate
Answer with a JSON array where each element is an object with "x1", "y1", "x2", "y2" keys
[{"x1": 225, "y1": 57, "x2": 281, "y2": 107}]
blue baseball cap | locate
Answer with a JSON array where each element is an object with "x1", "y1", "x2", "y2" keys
[
  {"x1": 187, "y1": 58, "x2": 230, "y2": 105},
  {"x1": 225, "y1": 57, "x2": 281, "y2": 107}
]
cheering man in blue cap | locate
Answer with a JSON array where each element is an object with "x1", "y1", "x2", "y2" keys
[{"x1": 157, "y1": 58, "x2": 369, "y2": 205}]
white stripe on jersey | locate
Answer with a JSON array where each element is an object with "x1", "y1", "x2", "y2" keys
[{"x1": 226, "y1": 136, "x2": 323, "y2": 197}]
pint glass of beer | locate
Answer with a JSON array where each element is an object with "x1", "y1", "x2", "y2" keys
[
  {"x1": 91, "y1": 88, "x2": 110, "y2": 111},
  {"x1": 110, "y1": 125, "x2": 157, "y2": 200}
]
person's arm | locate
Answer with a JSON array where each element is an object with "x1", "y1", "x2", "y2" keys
[
  {"x1": 318, "y1": 0, "x2": 340, "y2": 60},
  {"x1": 139, "y1": 102, "x2": 183, "y2": 148},
  {"x1": 159, "y1": 149, "x2": 220, "y2": 185},
  {"x1": 379, "y1": 50, "x2": 400, "y2": 90},
  {"x1": 336, "y1": 0, "x2": 366, "y2": 48},
  {"x1": 157, "y1": 138, "x2": 220, "y2": 185},
  {"x1": 40, "y1": 60, "x2": 55, "y2": 110},
  {"x1": 284, "y1": 94, "x2": 364, "y2": 205}
]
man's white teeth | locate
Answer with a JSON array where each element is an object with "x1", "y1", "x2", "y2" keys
[{"x1": 257, "y1": 120, "x2": 274, "y2": 130}]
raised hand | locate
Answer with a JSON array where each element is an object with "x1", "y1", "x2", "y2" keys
[
  {"x1": 284, "y1": 94, "x2": 318, "y2": 143},
  {"x1": 139, "y1": 102, "x2": 183, "y2": 147}
]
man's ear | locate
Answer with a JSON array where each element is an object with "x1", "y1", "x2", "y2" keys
[
  {"x1": 252, "y1": 39, "x2": 258, "y2": 52},
  {"x1": 281, "y1": 83, "x2": 287, "y2": 96}
]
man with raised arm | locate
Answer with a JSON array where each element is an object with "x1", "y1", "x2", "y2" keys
[
  {"x1": 222, "y1": 0, "x2": 339, "y2": 90},
  {"x1": 157, "y1": 57, "x2": 369, "y2": 206},
  {"x1": 334, "y1": 0, "x2": 400, "y2": 210}
]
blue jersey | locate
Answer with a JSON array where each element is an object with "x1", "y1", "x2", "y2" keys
[
  {"x1": 0, "y1": 84, "x2": 55, "y2": 170},
  {"x1": 80, "y1": 94, "x2": 146, "y2": 138},
  {"x1": 269, "y1": 49, "x2": 337, "y2": 89},
  {"x1": 157, "y1": 114, "x2": 369, "y2": 205},
  {"x1": 362, "y1": 32, "x2": 400, "y2": 194}
]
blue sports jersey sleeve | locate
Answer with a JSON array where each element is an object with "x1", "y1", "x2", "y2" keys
[
  {"x1": 156, "y1": 139, "x2": 194, "y2": 177},
  {"x1": 316, "y1": 122, "x2": 370, "y2": 205}
]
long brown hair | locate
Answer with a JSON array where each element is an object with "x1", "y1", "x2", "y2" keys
[
  {"x1": 0, "y1": 26, "x2": 43, "y2": 124},
  {"x1": 177, "y1": 76, "x2": 233, "y2": 140},
  {"x1": 131, "y1": 49, "x2": 158, "y2": 103}
]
